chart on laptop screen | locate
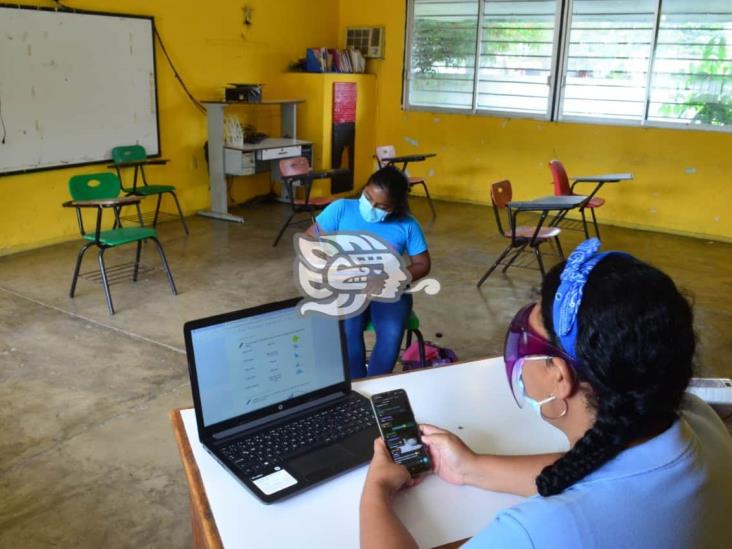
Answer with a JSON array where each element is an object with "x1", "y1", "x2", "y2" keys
[
  {"x1": 191, "y1": 307, "x2": 345, "y2": 426},
  {"x1": 229, "y1": 325, "x2": 315, "y2": 407}
]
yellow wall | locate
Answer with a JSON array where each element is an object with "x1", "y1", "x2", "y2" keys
[
  {"x1": 1, "y1": 0, "x2": 339, "y2": 254},
  {"x1": 337, "y1": 0, "x2": 732, "y2": 242},
  {"x1": 275, "y1": 73, "x2": 377, "y2": 197}
]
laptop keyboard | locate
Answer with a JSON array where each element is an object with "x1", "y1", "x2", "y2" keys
[{"x1": 220, "y1": 395, "x2": 377, "y2": 476}]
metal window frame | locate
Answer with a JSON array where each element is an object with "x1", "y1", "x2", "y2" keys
[
  {"x1": 403, "y1": 0, "x2": 732, "y2": 134},
  {"x1": 552, "y1": 0, "x2": 572, "y2": 121},
  {"x1": 556, "y1": 0, "x2": 657, "y2": 124},
  {"x1": 402, "y1": 0, "x2": 417, "y2": 109},
  {"x1": 470, "y1": 0, "x2": 487, "y2": 112},
  {"x1": 475, "y1": 0, "x2": 560, "y2": 120},
  {"x1": 641, "y1": 0, "x2": 664, "y2": 125},
  {"x1": 404, "y1": 0, "x2": 563, "y2": 119}
]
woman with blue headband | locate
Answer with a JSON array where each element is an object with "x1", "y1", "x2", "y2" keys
[{"x1": 360, "y1": 239, "x2": 732, "y2": 548}]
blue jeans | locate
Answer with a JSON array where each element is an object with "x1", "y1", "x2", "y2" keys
[{"x1": 344, "y1": 293, "x2": 413, "y2": 379}]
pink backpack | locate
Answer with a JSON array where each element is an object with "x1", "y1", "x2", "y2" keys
[{"x1": 401, "y1": 341, "x2": 458, "y2": 371}]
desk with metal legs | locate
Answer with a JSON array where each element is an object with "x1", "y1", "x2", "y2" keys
[
  {"x1": 566, "y1": 173, "x2": 634, "y2": 239},
  {"x1": 200, "y1": 101, "x2": 310, "y2": 224},
  {"x1": 499, "y1": 195, "x2": 587, "y2": 278}
]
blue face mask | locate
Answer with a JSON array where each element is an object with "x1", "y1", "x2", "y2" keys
[
  {"x1": 359, "y1": 192, "x2": 388, "y2": 223},
  {"x1": 516, "y1": 374, "x2": 556, "y2": 417}
]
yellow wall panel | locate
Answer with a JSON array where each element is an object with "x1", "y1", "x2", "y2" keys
[
  {"x1": 1, "y1": 0, "x2": 339, "y2": 254},
  {"x1": 276, "y1": 73, "x2": 377, "y2": 197}
]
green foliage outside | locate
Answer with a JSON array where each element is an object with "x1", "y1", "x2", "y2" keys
[
  {"x1": 411, "y1": 18, "x2": 545, "y2": 75},
  {"x1": 660, "y1": 35, "x2": 732, "y2": 126},
  {"x1": 411, "y1": 19, "x2": 475, "y2": 74}
]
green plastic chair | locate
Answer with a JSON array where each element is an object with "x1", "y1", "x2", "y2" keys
[
  {"x1": 365, "y1": 310, "x2": 427, "y2": 369},
  {"x1": 64, "y1": 172, "x2": 177, "y2": 315},
  {"x1": 111, "y1": 145, "x2": 189, "y2": 235}
]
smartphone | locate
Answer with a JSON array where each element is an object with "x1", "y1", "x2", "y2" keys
[{"x1": 371, "y1": 389, "x2": 431, "y2": 476}]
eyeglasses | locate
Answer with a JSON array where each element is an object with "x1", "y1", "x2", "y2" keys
[{"x1": 503, "y1": 304, "x2": 575, "y2": 407}]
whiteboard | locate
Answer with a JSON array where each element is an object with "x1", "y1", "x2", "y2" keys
[{"x1": 0, "y1": 6, "x2": 160, "y2": 175}]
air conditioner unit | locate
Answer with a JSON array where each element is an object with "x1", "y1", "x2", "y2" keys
[{"x1": 345, "y1": 26, "x2": 384, "y2": 59}]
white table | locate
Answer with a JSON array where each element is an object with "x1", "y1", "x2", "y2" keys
[{"x1": 173, "y1": 358, "x2": 569, "y2": 548}]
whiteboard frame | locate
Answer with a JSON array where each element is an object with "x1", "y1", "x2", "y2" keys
[{"x1": 0, "y1": 4, "x2": 161, "y2": 176}]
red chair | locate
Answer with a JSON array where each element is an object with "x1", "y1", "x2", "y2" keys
[
  {"x1": 273, "y1": 157, "x2": 340, "y2": 247},
  {"x1": 549, "y1": 160, "x2": 605, "y2": 239},
  {"x1": 477, "y1": 180, "x2": 563, "y2": 286},
  {"x1": 375, "y1": 145, "x2": 436, "y2": 219}
]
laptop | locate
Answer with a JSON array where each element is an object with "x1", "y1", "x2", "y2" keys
[{"x1": 183, "y1": 297, "x2": 380, "y2": 504}]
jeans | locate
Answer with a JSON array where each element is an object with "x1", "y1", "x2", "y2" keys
[{"x1": 344, "y1": 293, "x2": 413, "y2": 379}]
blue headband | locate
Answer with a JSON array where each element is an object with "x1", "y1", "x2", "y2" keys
[{"x1": 552, "y1": 238, "x2": 623, "y2": 361}]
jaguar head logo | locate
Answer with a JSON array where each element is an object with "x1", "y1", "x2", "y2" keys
[{"x1": 294, "y1": 232, "x2": 410, "y2": 318}]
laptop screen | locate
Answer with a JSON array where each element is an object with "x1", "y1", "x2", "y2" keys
[{"x1": 189, "y1": 305, "x2": 346, "y2": 427}]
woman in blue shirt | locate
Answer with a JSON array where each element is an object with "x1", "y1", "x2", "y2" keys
[
  {"x1": 307, "y1": 166, "x2": 430, "y2": 379},
  {"x1": 359, "y1": 239, "x2": 732, "y2": 548}
]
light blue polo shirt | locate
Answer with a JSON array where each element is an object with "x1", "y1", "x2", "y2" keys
[
  {"x1": 315, "y1": 199, "x2": 428, "y2": 257},
  {"x1": 467, "y1": 395, "x2": 732, "y2": 549}
]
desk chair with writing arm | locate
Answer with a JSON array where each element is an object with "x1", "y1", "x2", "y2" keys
[
  {"x1": 111, "y1": 145, "x2": 189, "y2": 236},
  {"x1": 549, "y1": 159, "x2": 605, "y2": 239},
  {"x1": 63, "y1": 172, "x2": 177, "y2": 315},
  {"x1": 273, "y1": 157, "x2": 342, "y2": 247},
  {"x1": 477, "y1": 180, "x2": 563, "y2": 287},
  {"x1": 375, "y1": 145, "x2": 436, "y2": 220}
]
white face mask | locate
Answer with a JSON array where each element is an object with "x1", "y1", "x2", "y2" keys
[{"x1": 517, "y1": 374, "x2": 556, "y2": 417}]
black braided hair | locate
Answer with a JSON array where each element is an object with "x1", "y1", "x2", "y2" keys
[
  {"x1": 535, "y1": 254, "x2": 695, "y2": 497},
  {"x1": 366, "y1": 165, "x2": 411, "y2": 219}
]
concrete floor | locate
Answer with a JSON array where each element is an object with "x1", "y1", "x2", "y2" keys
[{"x1": 1, "y1": 197, "x2": 731, "y2": 547}]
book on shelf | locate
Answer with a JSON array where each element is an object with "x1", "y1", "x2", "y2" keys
[{"x1": 305, "y1": 47, "x2": 366, "y2": 73}]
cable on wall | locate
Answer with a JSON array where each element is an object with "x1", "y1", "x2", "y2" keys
[
  {"x1": 0, "y1": 95, "x2": 6, "y2": 144},
  {"x1": 152, "y1": 25, "x2": 206, "y2": 114}
]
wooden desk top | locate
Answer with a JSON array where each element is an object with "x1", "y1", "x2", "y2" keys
[
  {"x1": 382, "y1": 153, "x2": 437, "y2": 163},
  {"x1": 572, "y1": 173, "x2": 633, "y2": 183},
  {"x1": 171, "y1": 409, "x2": 223, "y2": 549},
  {"x1": 62, "y1": 195, "x2": 142, "y2": 208},
  {"x1": 106, "y1": 158, "x2": 169, "y2": 169},
  {"x1": 509, "y1": 195, "x2": 587, "y2": 211}
]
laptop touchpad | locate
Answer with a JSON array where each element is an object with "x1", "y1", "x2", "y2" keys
[{"x1": 289, "y1": 445, "x2": 353, "y2": 481}]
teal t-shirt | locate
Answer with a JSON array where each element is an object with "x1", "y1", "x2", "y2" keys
[{"x1": 315, "y1": 198, "x2": 428, "y2": 256}]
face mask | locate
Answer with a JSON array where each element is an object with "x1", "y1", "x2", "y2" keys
[
  {"x1": 359, "y1": 193, "x2": 388, "y2": 223},
  {"x1": 516, "y1": 374, "x2": 556, "y2": 417}
]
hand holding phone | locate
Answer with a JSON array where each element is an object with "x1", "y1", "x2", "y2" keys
[{"x1": 371, "y1": 389, "x2": 431, "y2": 477}]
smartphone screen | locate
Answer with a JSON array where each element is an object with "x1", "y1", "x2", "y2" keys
[{"x1": 371, "y1": 389, "x2": 431, "y2": 476}]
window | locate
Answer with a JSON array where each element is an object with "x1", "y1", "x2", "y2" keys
[
  {"x1": 559, "y1": 0, "x2": 657, "y2": 121},
  {"x1": 407, "y1": 1, "x2": 479, "y2": 110},
  {"x1": 404, "y1": 0, "x2": 732, "y2": 131},
  {"x1": 477, "y1": 1, "x2": 560, "y2": 116},
  {"x1": 647, "y1": 0, "x2": 732, "y2": 127}
]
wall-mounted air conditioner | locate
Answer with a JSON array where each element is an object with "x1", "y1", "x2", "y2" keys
[{"x1": 345, "y1": 26, "x2": 384, "y2": 59}]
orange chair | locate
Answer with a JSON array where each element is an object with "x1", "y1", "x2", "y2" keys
[
  {"x1": 549, "y1": 160, "x2": 605, "y2": 239},
  {"x1": 273, "y1": 157, "x2": 341, "y2": 247},
  {"x1": 375, "y1": 145, "x2": 436, "y2": 219},
  {"x1": 477, "y1": 180, "x2": 563, "y2": 286}
]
